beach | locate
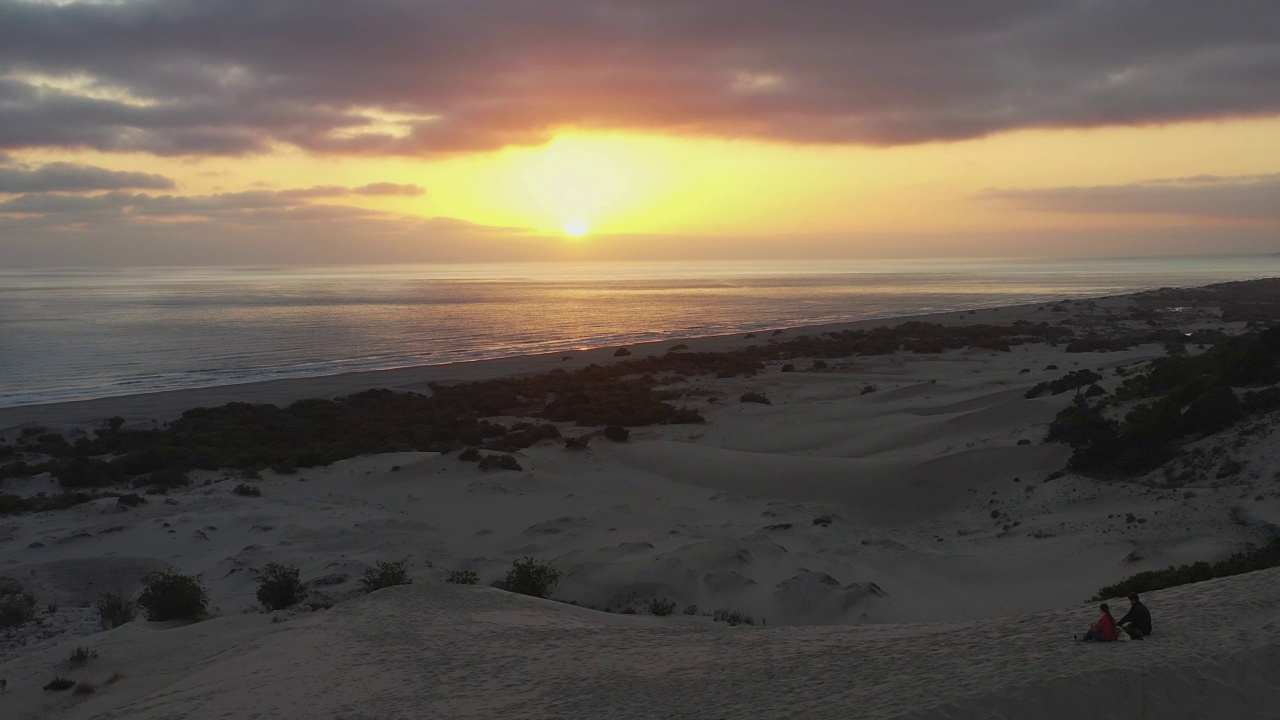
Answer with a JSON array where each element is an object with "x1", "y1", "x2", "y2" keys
[{"x1": 3, "y1": 281, "x2": 1280, "y2": 719}]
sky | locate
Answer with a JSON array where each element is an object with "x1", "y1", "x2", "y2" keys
[{"x1": 1, "y1": 0, "x2": 1279, "y2": 266}]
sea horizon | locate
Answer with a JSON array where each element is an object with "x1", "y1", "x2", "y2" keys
[{"x1": 4, "y1": 255, "x2": 1279, "y2": 409}]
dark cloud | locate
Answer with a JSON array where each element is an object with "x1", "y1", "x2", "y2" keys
[
  {"x1": 0, "y1": 1, "x2": 1277, "y2": 156},
  {"x1": 0, "y1": 161, "x2": 175, "y2": 193},
  {"x1": 983, "y1": 174, "x2": 1280, "y2": 220},
  {"x1": 0, "y1": 182, "x2": 531, "y2": 266},
  {"x1": 0, "y1": 183, "x2": 424, "y2": 221}
]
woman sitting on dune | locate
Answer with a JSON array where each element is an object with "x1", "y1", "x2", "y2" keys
[{"x1": 1078, "y1": 603, "x2": 1119, "y2": 642}]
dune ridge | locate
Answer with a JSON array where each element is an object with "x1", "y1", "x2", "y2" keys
[{"x1": 3, "y1": 568, "x2": 1277, "y2": 719}]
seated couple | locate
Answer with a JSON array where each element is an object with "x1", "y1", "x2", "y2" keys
[{"x1": 1080, "y1": 593, "x2": 1152, "y2": 642}]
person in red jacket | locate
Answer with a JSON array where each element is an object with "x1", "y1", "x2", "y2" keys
[{"x1": 1079, "y1": 603, "x2": 1119, "y2": 642}]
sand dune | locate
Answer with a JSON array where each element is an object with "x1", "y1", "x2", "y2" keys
[
  {"x1": 3, "y1": 291, "x2": 1280, "y2": 717},
  {"x1": 4, "y1": 568, "x2": 1277, "y2": 720}
]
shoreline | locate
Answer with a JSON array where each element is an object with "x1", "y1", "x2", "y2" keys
[
  {"x1": 7, "y1": 257, "x2": 1279, "y2": 421},
  {"x1": 0, "y1": 291, "x2": 1118, "y2": 429}
]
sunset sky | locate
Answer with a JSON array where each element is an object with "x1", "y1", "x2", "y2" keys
[{"x1": 1, "y1": 1, "x2": 1279, "y2": 265}]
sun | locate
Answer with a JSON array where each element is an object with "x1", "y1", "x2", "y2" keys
[{"x1": 563, "y1": 218, "x2": 589, "y2": 238}]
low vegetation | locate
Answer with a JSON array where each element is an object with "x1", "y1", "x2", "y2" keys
[
  {"x1": 0, "y1": 320, "x2": 1079, "y2": 494},
  {"x1": 0, "y1": 577, "x2": 37, "y2": 629},
  {"x1": 478, "y1": 453, "x2": 522, "y2": 471},
  {"x1": 712, "y1": 608, "x2": 756, "y2": 626},
  {"x1": 1047, "y1": 327, "x2": 1280, "y2": 476},
  {"x1": 647, "y1": 598, "x2": 676, "y2": 616},
  {"x1": 1093, "y1": 537, "x2": 1280, "y2": 600},
  {"x1": 1, "y1": 490, "x2": 121, "y2": 517},
  {"x1": 43, "y1": 678, "x2": 75, "y2": 692},
  {"x1": 493, "y1": 557, "x2": 561, "y2": 598},
  {"x1": 137, "y1": 570, "x2": 209, "y2": 621},
  {"x1": 97, "y1": 593, "x2": 136, "y2": 629},
  {"x1": 360, "y1": 560, "x2": 411, "y2": 593},
  {"x1": 256, "y1": 563, "x2": 307, "y2": 611},
  {"x1": 1024, "y1": 369, "x2": 1102, "y2": 399},
  {"x1": 68, "y1": 647, "x2": 98, "y2": 668},
  {"x1": 446, "y1": 570, "x2": 479, "y2": 585}
]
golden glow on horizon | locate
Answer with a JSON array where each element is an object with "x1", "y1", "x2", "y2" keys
[
  {"x1": 563, "y1": 219, "x2": 589, "y2": 238},
  {"x1": 12, "y1": 115, "x2": 1280, "y2": 250}
]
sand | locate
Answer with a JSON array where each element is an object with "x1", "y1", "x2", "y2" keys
[{"x1": 2, "y1": 291, "x2": 1280, "y2": 718}]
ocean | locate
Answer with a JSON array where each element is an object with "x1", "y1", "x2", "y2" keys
[{"x1": 3, "y1": 256, "x2": 1278, "y2": 408}]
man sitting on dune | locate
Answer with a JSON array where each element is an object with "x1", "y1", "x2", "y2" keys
[{"x1": 1116, "y1": 593, "x2": 1152, "y2": 639}]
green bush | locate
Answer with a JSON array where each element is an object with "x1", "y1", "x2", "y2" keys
[
  {"x1": 133, "y1": 467, "x2": 190, "y2": 490},
  {"x1": 478, "y1": 454, "x2": 522, "y2": 472},
  {"x1": 96, "y1": 593, "x2": 136, "y2": 629},
  {"x1": 647, "y1": 598, "x2": 676, "y2": 616},
  {"x1": 494, "y1": 557, "x2": 562, "y2": 598},
  {"x1": 232, "y1": 483, "x2": 262, "y2": 497},
  {"x1": 360, "y1": 560, "x2": 411, "y2": 593},
  {"x1": 68, "y1": 647, "x2": 98, "y2": 668},
  {"x1": 137, "y1": 571, "x2": 208, "y2": 621},
  {"x1": 256, "y1": 563, "x2": 307, "y2": 611},
  {"x1": 1093, "y1": 537, "x2": 1280, "y2": 600},
  {"x1": 44, "y1": 677, "x2": 75, "y2": 692},
  {"x1": 446, "y1": 570, "x2": 479, "y2": 585},
  {"x1": 712, "y1": 608, "x2": 755, "y2": 626},
  {"x1": 0, "y1": 578, "x2": 37, "y2": 629}
]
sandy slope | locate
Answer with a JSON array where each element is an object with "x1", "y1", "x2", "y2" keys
[
  {"x1": 3, "y1": 293, "x2": 1280, "y2": 718},
  {"x1": 3, "y1": 568, "x2": 1279, "y2": 720}
]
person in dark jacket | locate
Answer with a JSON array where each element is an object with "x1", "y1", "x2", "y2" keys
[
  {"x1": 1080, "y1": 603, "x2": 1119, "y2": 642},
  {"x1": 1116, "y1": 593, "x2": 1152, "y2": 639}
]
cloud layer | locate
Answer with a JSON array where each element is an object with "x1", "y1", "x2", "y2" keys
[
  {"x1": 1, "y1": 1, "x2": 1278, "y2": 156},
  {"x1": 985, "y1": 174, "x2": 1280, "y2": 220},
  {"x1": 0, "y1": 160, "x2": 175, "y2": 192}
]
